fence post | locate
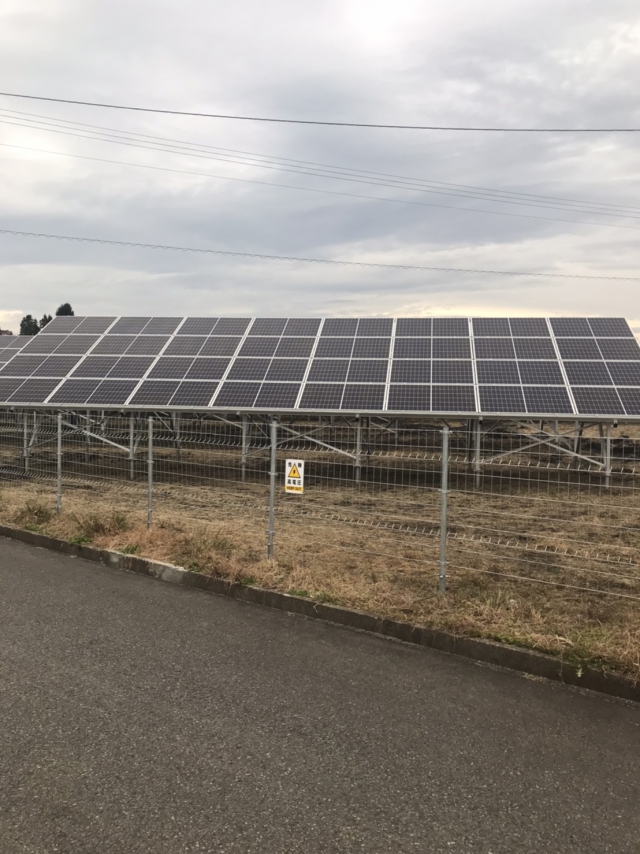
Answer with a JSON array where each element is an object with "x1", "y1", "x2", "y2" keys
[
  {"x1": 438, "y1": 425, "x2": 450, "y2": 594},
  {"x1": 354, "y1": 417, "x2": 362, "y2": 483},
  {"x1": 56, "y1": 412, "x2": 62, "y2": 515},
  {"x1": 23, "y1": 411, "x2": 29, "y2": 474},
  {"x1": 129, "y1": 414, "x2": 135, "y2": 480},
  {"x1": 147, "y1": 415, "x2": 153, "y2": 528},
  {"x1": 604, "y1": 423, "x2": 612, "y2": 488},
  {"x1": 473, "y1": 418, "x2": 482, "y2": 489},
  {"x1": 241, "y1": 415, "x2": 249, "y2": 482},
  {"x1": 267, "y1": 417, "x2": 277, "y2": 558}
]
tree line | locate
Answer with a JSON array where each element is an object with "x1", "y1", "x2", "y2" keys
[{"x1": 20, "y1": 304, "x2": 75, "y2": 335}]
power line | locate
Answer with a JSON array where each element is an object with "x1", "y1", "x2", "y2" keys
[
  {"x1": 2, "y1": 109, "x2": 639, "y2": 219},
  {"x1": 6, "y1": 106, "x2": 640, "y2": 215},
  {"x1": 0, "y1": 91, "x2": 638, "y2": 132},
  {"x1": 1, "y1": 228, "x2": 638, "y2": 280},
  {"x1": 4, "y1": 142, "x2": 640, "y2": 233}
]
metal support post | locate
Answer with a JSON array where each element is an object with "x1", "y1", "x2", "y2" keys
[
  {"x1": 267, "y1": 418, "x2": 277, "y2": 558},
  {"x1": 84, "y1": 410, "x2": 91, "y2": 465},
  {"x1": 438, "y1": 425, "x2": 450, "y2": 595},
  {"x1": 172, "y1": 412, "x2": 181, "y2": 461},
  {"x1": 147, "y1": 416, "x2": 153, "y2": 528},
  {"x1": 473, "y1": 418, "x2": 482, "y2": 489},
  {"x1": 129, "y1": 414, "x2": 135, "y2": 480},
  {"x1": 56, "y1": 412, "x2": 62, "y2": 515},
  {"x1": 241, "y1": 415, "x2": 249, "y2": 482},
  {"x1": 23, "y1": 411, "x2": 29, "y2": 474},
  {"x1": 354, "y1": 417, "x2": 362, "y2": 484},
  {"x1": 604, "y1": 423, "x2": 612, "y2": 488}
]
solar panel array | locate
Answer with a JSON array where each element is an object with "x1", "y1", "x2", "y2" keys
[{"x1": 0, "y1": 315, "x2": 639, "y2": 417}]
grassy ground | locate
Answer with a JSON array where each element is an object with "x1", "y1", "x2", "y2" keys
[{"x1": 1, "y1": 472, "x2": 638, "y2": 680}]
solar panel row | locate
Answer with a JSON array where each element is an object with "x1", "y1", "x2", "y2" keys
[{"x1": 0, "y1": 316, "x2": 638, "y2": 416}]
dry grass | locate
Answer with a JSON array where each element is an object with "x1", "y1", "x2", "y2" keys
[{"x1": 1, "y1": 473, "x2": 639, "y2": 681}]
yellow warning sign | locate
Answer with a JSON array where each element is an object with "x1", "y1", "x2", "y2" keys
[{"x1": 285, "y1": 459, "x2": 305, "y2": 494}]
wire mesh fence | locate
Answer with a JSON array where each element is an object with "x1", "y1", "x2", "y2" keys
[{"x1": 1, "y1": 408, "x2": 639, "y2": 612}]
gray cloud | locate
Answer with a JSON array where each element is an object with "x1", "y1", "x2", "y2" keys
[{"x1": 1, "y1": 0, "x2": 639, "y2": 331}]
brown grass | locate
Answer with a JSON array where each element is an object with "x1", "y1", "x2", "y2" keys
[{"x1": 1, "y1": 472, "x2": 639, "y2": 681}]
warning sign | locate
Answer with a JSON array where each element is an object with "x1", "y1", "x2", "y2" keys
[{"x1": 285, "y1": 459, "x2": 305, "y2": 494}]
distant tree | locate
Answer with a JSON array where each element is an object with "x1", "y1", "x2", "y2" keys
[
  {"x1": 56, "y1": 303, "x2": 74, "y2": 316},
  {"x1": 19, "y1": 315, "x2": 40, "y2": 336},
  {"x1": 39, "y1": 314, "x2": 53, "y2": 330}
]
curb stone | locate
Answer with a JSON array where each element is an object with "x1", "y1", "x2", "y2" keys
[{"x1": 1, "y1": 523, "x2": 638, "y2": 703}]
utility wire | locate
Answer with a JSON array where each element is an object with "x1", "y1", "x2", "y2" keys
[
  {"x1": 1, "y1": 91, "x2": 639, "y2": 131},
  {"x1": 2, "y1": 110, "x2": 639, "y2": 219},
  {"x1": 1, "y1": 228, "x2": 638, "y2": 280},
  {"x1": 4, "y1": 142, "x2": 640, "y2": 233},
  {"x1": 5, "y1": 106, "x2": 639, "y2": 214}
]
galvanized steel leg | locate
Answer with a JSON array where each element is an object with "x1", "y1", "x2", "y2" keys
[
  {"x1": 473, "y1": 418, "x2": 482, "y2": 489},
  {"x1": 56, "y1": 412, "x2": 62, "y2": 515},
  {"x1": 129, "y1": 414, "x2": 135, "y2": 480},
  {"x1": 147, "y1": 416, "x2": 153, "y2": 528},
  {"x1": 355, "y1": 417, "x2": 362, "y2": 484},
  {"x1": 604, "y1": 423, "x2": 612, "y2": 488},
  {"x1": 267, "y1": 418, "x2": 277, "y2": 558},
  {"x1": 241, "y1": 415, "x2": 249, "y2": 482},
  {"x1": 23, "y1": 411, "x2": 29, "y2": 474},
  {"x1": 438, "y1": 425, "x2": 450, "y2": 595}
]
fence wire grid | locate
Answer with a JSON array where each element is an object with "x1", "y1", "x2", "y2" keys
[{"x1": 1, "y1": 409, "x2": 640, "y2": 609}]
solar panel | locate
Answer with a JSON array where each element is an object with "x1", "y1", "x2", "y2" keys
[
  {"x1": 184, "y1": 358, "x2": 230, "y2": 380},
  {"x1": 164, "y1": 337, "x2": 207, "y2": 356},
  {"x1": 393, "y1": 338, "x2": 431, "y2": 359},
  {"x1": 299, "y1": 383, "x2": 344, "y2": 409},
  {"x1": 572, "y1": 387, "x2": 625, "y2": 415},
  {"x1": 308, "y1": 359, "x2": 350, "y2": 382},
  {"x1": 388, "y1": 384, "x2": 431, "y2": 411},
  {"x1": 214, "y1": 382, "x2": 261, "y2": 407},
  {"x1": 255, "y1": 383, "x2": 301, "y2": 407},
  {"x1": 199, "y1": 336, "x2": 241, "y2": 357},
  {"x1": 432, "y1": 360, "x2": 474, "y2": 384},
  {"x1": 170, "y1": 381, "x2": 217, "y2": 407},
  {"x1": 556, "y1": 339, "x2": 602, "y2": 360},
  {"x1": 88, "y1": 380, "x2": 138, "y2": 405},
  {"x1": 265, "y1": 360, "x2": 308, "y2": 382},
  {"x1": 1, "y1": 315, "x2": 639, "y2": 419},
  {"x1": 476, "y1": 361, "x2": 520, "y2": 384},
  {"x1": 517, "y1": 361, "x2": 564, "y2": 385},
  {"x1": 474, "y1": 338, "x2": 516, "y2": 359},
  {"x1": 352, "y1": 338, "x2": 391, "y2": 358},
  {"x1": 524, "y1": 386, "x2": 573, "y2": 414},
  {"x1": 341, "y1": 384, "x2": 385, "y2": 410},
  {"x1": 396, "y1": 318, "x2": 431, "y2": 336},
  {"x1": 274, "y1": 337, "x2": 315, "y2": 358},
  {"x1": 509, "y1": 318, "x2": 550, "y2": 337},
  {"x1": 564, "y1": 361, "x2": 612, "y2": 386},
  {"x1": 213, "y1": 318, "x2": 251, "y2": 335},
  {"x1": 479, "y1": 385, "x2": 526, "y2": 412},
  {"x1": 432, "y1": 385, "x2": 475, "y2": 412},
  {"x1": 597, "y1": 339, "x2": 640, "y2": 360},
  {"x1": 472, "y1": 318, "x2": 511, "y2": 336},
  {"x1": 432, "y1": 338, "x2": 471, "y2": 359},
  {"x1": 130, "y1": 381, "x2": 180, "y2": 406},
  {"x1": 239, "y1": 337, "x2": 279, "y2": 357},
  {"x1": 346, "y1": 360, "x2": 388, "y2": 383},
  {"x1": 390, "y1": 360, "x2": 431, "y2": 383},
  {"x1": 514, "y1": 338, "x2": 557, "y2": 359},
  {"x1": 550, "y1": 318, "x2": 592, "y2": 337},
  {"x1": 588, "y1": 318, "x2": 633, "y2": 337},
  {"x1": 249, "y1": 318, "x2": 287, "y2": 336}
]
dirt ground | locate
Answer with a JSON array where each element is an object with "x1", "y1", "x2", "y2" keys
[{"x1": 1, "y1": 463, "x2": 638, "y2": 680}]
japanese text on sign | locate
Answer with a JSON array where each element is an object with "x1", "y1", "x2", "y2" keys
[{"x1": 285, "y1": 459, "x2": 304, "y2": 494}]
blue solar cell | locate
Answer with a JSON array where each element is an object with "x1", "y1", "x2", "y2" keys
[
  {"x1": 214, "y1": 382, "x2": 261, "y2": 407},
  {"x1": 524, "y1": 386, "x2": 573, "y2": 414},
  {"x1": 395, "y1": 318, "x2": 431, "y2": 336},
  {"x1": 472, "y1": 318, "x2": 510, "y2": 336},
  {"x1": 341, "y1": 384, "x2": 385, "y2": 410},
  {"x1": 387, "y1": 385, "x2": 431, "y2": 411},
  {"x1": 299, "y1": 383, "x2": 344, "y2": 408},
  {"x1": 432, "y1": 385, "x2": 476, "y2": 412}
]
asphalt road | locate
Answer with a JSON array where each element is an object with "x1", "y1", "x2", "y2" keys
[{"x1": 0, "y1": 539, "x2": 639, "y2": 854}]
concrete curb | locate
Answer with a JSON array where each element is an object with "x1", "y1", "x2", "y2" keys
[{"x1": 2, "y1": 523, "x2": 639, "y2": 703}]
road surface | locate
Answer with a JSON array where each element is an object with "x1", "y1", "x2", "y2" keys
[{"x1": 0, "y1": 537, "x2": 638, "y2": 853}]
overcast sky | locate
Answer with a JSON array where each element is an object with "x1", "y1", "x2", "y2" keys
[{"x1": 1, "y1": 0, "x2": 639, "y2": 332}]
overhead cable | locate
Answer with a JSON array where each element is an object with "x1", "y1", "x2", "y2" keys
[{"x1": 1, "y1": 228, "x2": 638, "y2": 280}]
